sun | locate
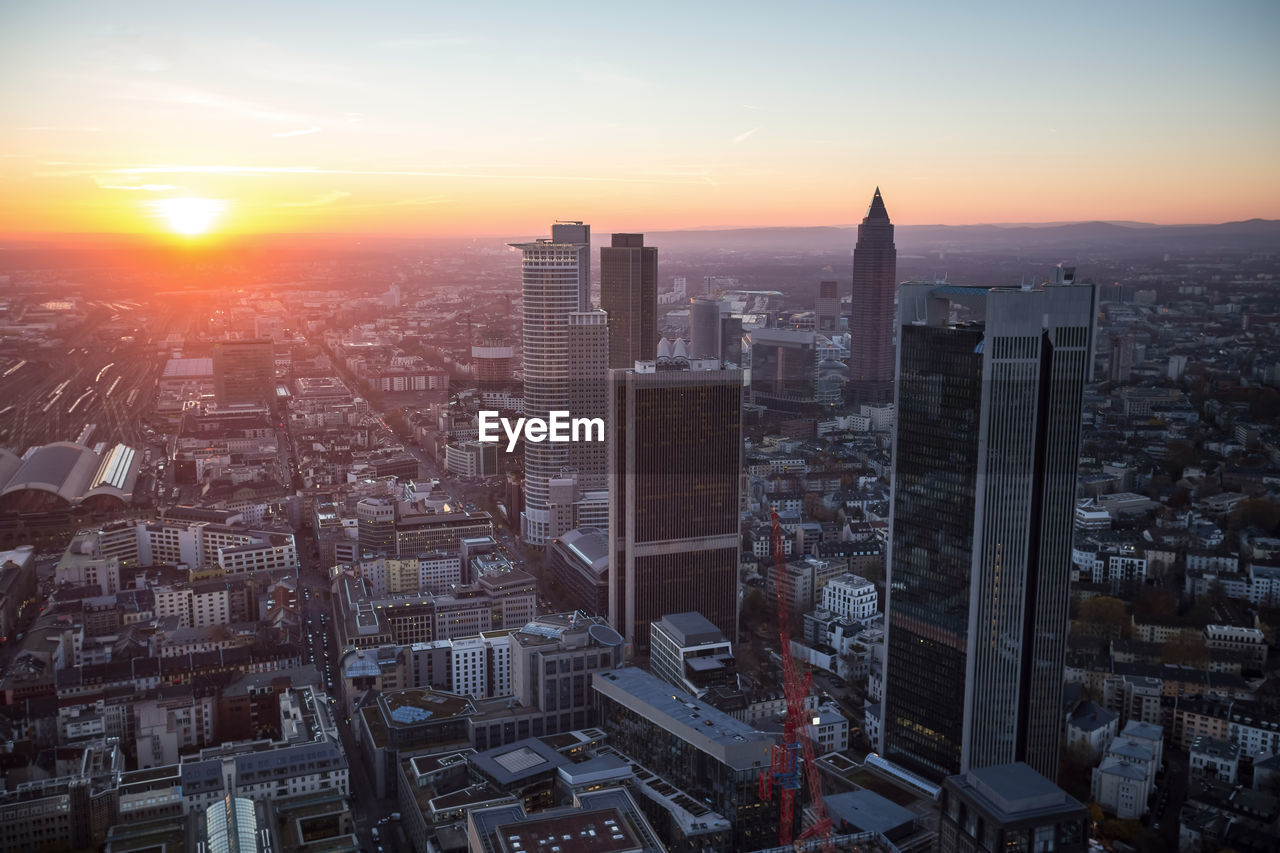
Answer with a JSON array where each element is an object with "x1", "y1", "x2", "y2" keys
[{"x1": 150, "y1": 197, "x2": 226, "y2": 237}]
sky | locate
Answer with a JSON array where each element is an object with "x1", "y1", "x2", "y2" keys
[{"x1": 1, "y1": 0, "x2": 1278, "y2": 238}]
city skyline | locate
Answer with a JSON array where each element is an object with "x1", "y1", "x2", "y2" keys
[{"x1": 3, "y1": 2, "x2": 1279, "y2": 239}]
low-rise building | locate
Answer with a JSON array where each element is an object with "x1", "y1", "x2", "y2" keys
[
  {"x1": 1091, "y1": 721, "x2": 1163, "y2": 820},
  {"x1": 821, "y1": 572, "x2": 878, "y2": 624},
  {"x1": 648, "y1": 611, "x2": 736, "y2": 699},
  {"x1": 1189, "y1": 736, "x2": 1240, "y2": 785}
]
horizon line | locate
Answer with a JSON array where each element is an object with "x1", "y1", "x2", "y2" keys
[{"x1": 1, "y1": 216, "x2": 1276, "y2": 244}]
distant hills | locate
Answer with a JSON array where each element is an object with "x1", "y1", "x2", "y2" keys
[
  {"x1": 643, "y1": 219, "x2": 1280, "y2": 255},
  {"x1": 2, "y1": 219, "x2": 1277, "y2": 261}
]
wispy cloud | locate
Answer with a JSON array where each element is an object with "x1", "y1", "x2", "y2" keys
[
  {"x1": 347, "y1": 195, "x2": 452, "y2": 209},
  {"x1": 96, "y1": 78, "x2": 311, "y2": 124},
  {"x1": 733, "y1": 127, "x2": 761, "y2": 145},
  {"x1": 94, "y1": 181, "x2": 181, "y2": 192},
  {"x1": 742, "y1": 104, "x2": 764, "y2": 111},
  {"x1": 276, "y1": 191, "x2": 350, "y2": 208},
  {"x1": 34, "y1": 163, "x2": 721, "y2": 186},
  {"x1": 273, "y1": 126, "x2": 322, "y2": 138},
  {"x1": 19, "y1": 126, "x2": 102, "y2": 132}
]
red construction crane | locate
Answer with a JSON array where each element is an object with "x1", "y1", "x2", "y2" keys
[{"x1": 758, "y1": 509, "x2": 834, "y2": 851}]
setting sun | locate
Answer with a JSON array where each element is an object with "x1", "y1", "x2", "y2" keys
[{"x1": 149, "y1": 198, "x2": 226, "y2": 237}]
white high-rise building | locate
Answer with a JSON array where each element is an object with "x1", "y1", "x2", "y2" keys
[{"x1": 511, "y1": 222, "x2": 591, "y2": 546}]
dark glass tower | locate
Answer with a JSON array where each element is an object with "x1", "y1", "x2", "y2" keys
[
  {"x1": 600, "y1": 233, "x2": 658, "y2": 369},
  {"x1": 608, "y1": 366, "x2": 743, "y2": 655},
  {"x1": 880, "y1": 281, "x2": 1096, "y2": 783},
  {"x1": 847, "y1": 187, "x2": 897, "y2": 406},
  {"x1": 212, "y1": 338, "x2": 275, "y2": 406}
]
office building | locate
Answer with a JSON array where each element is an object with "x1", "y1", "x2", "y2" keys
[
  {"x1": 608, "y1": 366, "x2": 743, "y2": 655},
  {"x1": 689, "y1": 295, "x2": 743, "y2": 365},
  {"x1": 649, "y1": 611, "x2": 736, "y2": 698},
  {"x1": 356, "y1": 497, "x2": 397, "y2": 555},
  {"x1": 745, "y1": 327, "x2": 836, "y2": 411},
  {"x1": 0, "y1": 741, "x2": 124, "y2": 852},
  {"x1": 938, "y1": 763, "x2": 1088, "y2": 853},
  {"x1": 566, "y1": 309, "x2": 609, "y2": 491},
  {"x1": 472, "y1": 336, "x2": 515, "y2": 386},
  {"x1": 511, "y1": 222, "x2": 591, "y2": 546},
  {"x1": 594, "y1": 666, "x2": 781, "y2": 850},
  {"x1": 212, "y1": 338, "x2": 275, "y2": 407},
  {"x1": 881, "y1": 281, "x2": 1096, "y2": 782},
  {"x1": 467, "y1": 788, "x2": 666, "y2": 853},
  {"x1": 816, "y1": 278, "x2": 841, "y2": 332},
  {"x1": 600, "y1": 233, "x2": 658, "y2": 369},
  {"x1": 847, "y1": 188, "x2": 897, "y2": 406},
  {"x1": 548, "y1": 527, "x2": 609, "y2": 618},
  {"x1": 689, "y1": 295, "x2": 723, "y2": 360}
]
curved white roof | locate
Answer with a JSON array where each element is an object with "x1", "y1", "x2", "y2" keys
[{"x1": 84, "y1": 443, "x2": 141, "y2": 502}]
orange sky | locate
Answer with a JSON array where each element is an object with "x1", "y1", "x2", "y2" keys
[{"x1": 3, "y1": 2, "x2": 1278, "y2": 239}]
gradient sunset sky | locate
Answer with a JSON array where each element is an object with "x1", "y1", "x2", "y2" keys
[{"x1": 2, "y1": 0, "x2": 1277, "y2": 238}]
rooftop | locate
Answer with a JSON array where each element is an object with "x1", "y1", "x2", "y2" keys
[
  {"x1": 379, "y1": 688, "x2": 475, "y2": 726},
  {"x1": 654, "y1": 611, "x2": 726, "y2": 647},
  {"x1": 824, "y1": 789, "x2": 917, "y2": 835},
  {"x1": 496, "y1": 807, "x2": 640, "y2": 853},
  {"x1": 592, "y1": 667, "x2": 774, "y2": 771},
  {"x1": 470, "y1": 737, "x2": 569, "y2": 786},
  {"x1": 948, "y1": 762, "x2": 1086, "y2": 824}
]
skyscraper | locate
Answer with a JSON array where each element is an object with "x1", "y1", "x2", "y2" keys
[
  {"x1": 880, "y1": 281, "x2": 1096, "y2": 783},
  {"x1": 688, "y1": 295, "x2": 724, "y2": 361},
  {"x1": 212, "y1": 338, "x2": 275, "y2": 406},
  {"x1": 847, "y1": 188, "x2": 897, "y2": 406},
  {"x1": 567, "y1": 309, "x2": 609, "y2": 492},
  {"x1": 816, "y1": 279, "x2": 840, "y2": 333},
  {"x1": 600, "y1": 233, "x2": 657, "y2": 369},
  {"x1": 511, "y1": 223, "x2": 591, "y2": 546},
  {"x1": 689, "y1": 295, "x2": 743, "y2": 365},
  {"x1": 608, "y1": 365, "x2": 743, "y2": 655}
]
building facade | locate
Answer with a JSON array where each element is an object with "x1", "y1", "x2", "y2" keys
[
  {"x1": 600, "y1": 233, "x2": 657, "y2": 369},
  {"x1": 939, "y1": 762, "x2": 1088, "y2": 853},
  {"x1": 608, "y1": 366, "x2": 743, "y2": 655},
  {"x1": 881, "y1": 281, "x2": 1096, "y2": 782},
  {"x1": 512, "y1": 222, "x2": 591, "y2": 546},
  {"x1": 846, "y1": 188, "x2": 897, "y2": 406},
  {"x1": 212, "y1": 339, "x2": 275, "y2": 407}
]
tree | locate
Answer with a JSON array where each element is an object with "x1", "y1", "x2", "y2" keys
[
  {"x1": 1228, "y1": 498, "x2": 1280, "y2": 536},
  {"x1": 1057, "y1": 743, "x2": 1096, "y2": 803},
  {"x1": 1161, "y1": 629, "x2": 1209, "y2": 668},
  {"x1": 1135, "y1": 587, "x2": 1177, "y2": 623},
  {"x1": 1100, "y1": 818, "x2": 1145, "y2": 844},
  {"x1": 741, "y1": 587, "x2": 772, "y2": 639},
  {"x1": 1078, "y1": 596, "x2": 1132, "y2": 638}
]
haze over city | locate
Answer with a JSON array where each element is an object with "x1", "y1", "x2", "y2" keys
[
  {"x1": 1, "y1": 4, "x2": 1279, "y2": 853},
  {"x1": 3, "y1": 0, "x2": 1279, "y2": 239}
]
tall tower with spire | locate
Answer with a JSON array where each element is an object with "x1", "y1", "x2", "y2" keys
[{"x1": 847, "y1": 187, "x2": 897, "y2": 406}]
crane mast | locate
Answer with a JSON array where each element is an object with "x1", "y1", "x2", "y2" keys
[{"x1": 758, "y1": 509, "x2": 834, "y2": 850}]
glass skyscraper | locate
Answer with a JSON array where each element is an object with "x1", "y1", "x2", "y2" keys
[{"x1": 880, "y1": 281, "x2": 1095, "y2": 783}]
